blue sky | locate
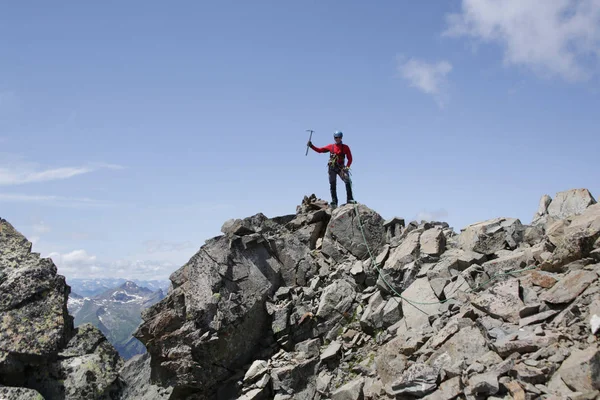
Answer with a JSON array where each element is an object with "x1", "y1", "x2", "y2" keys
[{"x1": 1, "y1": 1, "x2": 599, "y2": 280}]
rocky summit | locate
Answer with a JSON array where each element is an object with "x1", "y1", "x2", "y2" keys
[{"x1": 1, "y1": 188, "x2": 600, "y2": 399}]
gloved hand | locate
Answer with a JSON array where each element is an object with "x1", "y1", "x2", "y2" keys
[
  {"x1": 307, "y1": 141, "x2": 313, "y2": 147},
  {"x1": 344, "y1": 166, "x2": 350, "y2": 171}
]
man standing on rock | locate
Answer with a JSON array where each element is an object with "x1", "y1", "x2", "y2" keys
[{"x1": 307, "y1": 131, "x2": 355, "y2": 208}]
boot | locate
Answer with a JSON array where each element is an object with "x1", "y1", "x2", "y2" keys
[
  {"x1": 330, "y1": 187, "x2": 338, "y2": 208},
  {"x1": 345, "y1": 182, "x2": 355, "y2": 204}
]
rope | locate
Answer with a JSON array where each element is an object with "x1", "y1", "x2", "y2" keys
[{"x1": 343, "y1": 169, "x2": 538, "y2": 309}]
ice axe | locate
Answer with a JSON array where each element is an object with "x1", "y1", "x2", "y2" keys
[{"x1": 305, "y1": 129, "x2": 314, "y2": 156}]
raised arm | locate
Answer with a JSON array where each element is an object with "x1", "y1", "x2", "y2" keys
[{"x1": 309, "y1": 143, "x2": 333, "y2": 153}]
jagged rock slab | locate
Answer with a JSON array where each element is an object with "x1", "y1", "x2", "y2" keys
[
  {"x1": 0, "y1": 386, "x2": 44, "y2": 399},
  {"x1": 471, "y1": 280, "x2": 524, "y2": 324},
  {"x1": 422, "y1": 376, "x2": 462, "y2": 400},
  {"x1": 493, "y1": 327, "x2": 561, "y2": 357},
  {"x1": 549, "y1": 344, "x2": 600, "y2": 393},
  {"x1": 547, "y1": 189, "x2": 597, "y2": 220},
  {"x1": 331, "y1": 377, "x2": 364, "y2": 400},
  {"x1": 398, "y1": 277, "x2": 442, "y2": 332},
  {"x1": 375, "y1": 338, "x2": 409, "y2": 386},
  {"x1": 540, "y1": 269, "x2": 598, "y2": 304},
  {"x1": 457, "y1": 217, "x2": 524, "y2": 255},
  {"x1": 119, "y1": 353, "x2": 172, "y2": 400},
  {"x1": 385, "y1": 363, "x2": 438, "y2": 397},
  {"x1": 135, "y1": 229, "x2": 283, "y2": 396},
  {"x1": 543, "y1": 203, "x2": 600, "y2": 271},
  {"x1": 420, "y1": 227, "x2": 446, "y2": 256},
  {"x1": 54, "y1": 324, "x2": 123, "y2": 399},
  {"x1": 322, "y1": 204, "x2": 385, "y2": 261},
  {"x1": 427, "y1": 324, "x2": 488, "y2": 376},
  {"x1": 0, "y1": 219, "x2": 73, "y2": 366}
]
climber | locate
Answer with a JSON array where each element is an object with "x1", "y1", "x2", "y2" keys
[{"x1": 307, "y1": 130, "x2": 355, "y2": 208}]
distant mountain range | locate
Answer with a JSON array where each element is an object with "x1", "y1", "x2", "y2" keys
[
  {"x1": 68, "y1": 281, "x2": 166, "y2": 359},
  {"x1": 67, "y1": 278, "x2": 170, "y2": 297}
]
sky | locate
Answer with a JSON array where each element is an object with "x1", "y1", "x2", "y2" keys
[{"x1": 1, "y1": 1, "x2": 599, "y2": 281}]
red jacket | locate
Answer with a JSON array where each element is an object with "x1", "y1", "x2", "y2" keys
[{"x1": 310, "y1": 143, "x2": 353, "y2": 168}]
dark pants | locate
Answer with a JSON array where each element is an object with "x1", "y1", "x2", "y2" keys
[{"x1": 328, "y1": 165, "x2": 354, "y2": 205}]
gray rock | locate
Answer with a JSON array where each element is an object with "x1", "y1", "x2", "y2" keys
[
  {"x1": 271, "y1": 358, "x2": 319, "y2": 397},
  {"x1": 480, "y1": 250, "x2": 529, "y2": 278},
  {"x1": 547, "y1": 188, "x2": 597, "y2": 220},
  {"x1": 457, "y1": 217, "x2": 524, "y2": 255},
  {"x1": 119, "y1": 353, "x2": 172, "y2": 400},
  {"x1": 591, "y1": 315, "x2": 600, "y2": 335},
  {"x1": 549, "y1": 344, "x2": 600, "y2": 392},
  {"x1": 425, "y1": 318, "x2": 473, "y2": 350},
  {"x1": 400, "y1": 277, "x2": 442, "y2": 331},
  {"x1": 331, "y1": 377, "x2": 365, "y2": 400},
  {"x1": 135, "y1": 232, "x2": 282, "y2": 396},
  {"x1": 427, "y1": 324, "x2": 488, "y2": 376},
  {"x1": 443, "y1": 274, "x2": 469, "y2": 300},
  {"x1": 457, "y1": 250, "x2": 487, "y2": 271},
  {"x1": 295, "y1": 338, "x2": 320, "y2": 360},
  {"x1": 519, "y1": 310, "x2": 559, "y2": 328},
  {"x1": 386, "y1": 363, "x2": 438, "y2": 397},
  {"x1": 466, "y1": 372, "x2": 499, "y2": 396},
  {"x1": 0, "y1": 219, "x2": 73, "y2": 370},
  {"x1": 320, "y1": 341, "x2": 342, "y2": 362},
  {"x1": 542, "y1": 203, "x2": 600, "y2": 271},
  {"x1": 379, "y1": 231, "x2": 421, "y2": 291},
  {"x1": 493, "y1": 327, "x2": 561, "y2": 357},
  {"x1": 381, "y1": 297, "x2": 402, "y2": 328},
  {"x1": 422, "y1": 377, "x2": 462, "y2": 400},
  {"x1": 540, "y1": 269, "x2": 597, "y2": 304},
  {"x1": 532, "y1": 194, "x2": 553, "y2": 225},
  {"x1": 375, "y1": 338, "x2": 408, "y2": 386},
  {"x1": 244, "y1": 360, "x2": 269, "y2": 382},
  {"x1": 316, "y1": 371, "x2": 332, "y2": 394},
  {"x1": 322, "y1": 204, "x2": 385, "y2": 261},
  {"x1": 56, "y1": 324, "x2": 123, "y2": 400},
  {"x1": 420, "y1": 228, "x2": 446, "y2": 256},
  {"x1": 360, "y1": 291, "x2": 384, "y2": 333},
  {"x1": 316, "y1": 279, "x2": 355, "y2": 318},
  {"x1": 239, "y1": 387, "x2": 269, "y2": 400},
  {"x1": 0, "y1": 386, "x2": 44, "y2": 399},
  {"x1": 511, "y1": 362, "x2": 547, "y2": 385},
  {"x1": 471, "y1": 280, "x2": 524, "y2": 324}
]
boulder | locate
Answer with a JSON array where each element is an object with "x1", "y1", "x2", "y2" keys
[
  {"x1": 458, "y1": 217, "x2": 524, "y2": 255},
  {"x1": 547, "y1": 189, "x2": 597, "y2": 220},
  {"x1": 135, "y1": 234, "x2": 282, "y2": 397},
  {"x1": 0, "y1": 219, "x2": 73, "y2": 370},
  {"x1": 322, "y1": 204, "x2": 385, "y2": 261},
  {"x1": 542, "y1": 203, "x2": 600, "y2": 271}
]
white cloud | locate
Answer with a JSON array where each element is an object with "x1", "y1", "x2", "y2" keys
[
  {"x1": 143, "y1": 239, "x2": 195, "y2": 254},
  {"x1": 0, "y1": 161, "x2": 124, "y2": 186},
  {"x1": 0, "y1": 193, "x2": 112, "y2": 207},
  {"x1": 415, "y1": 208, "x2": 449, "y2": 222},
  {"x1": 47, "y1": 249, "x2": 177, "y2": 281},
  {"x1": 445, "y1": 0, "x2": 600, "y2": 82},
  {"x1": 398, "y1": 57, "x2": 453, "y2": 107},
  {"x1": 49, "y1": 249, "x2": 97, "y2": 266}
]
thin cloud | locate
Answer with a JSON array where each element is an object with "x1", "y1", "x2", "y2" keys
[
  {"x1": 398, "y1": 57, "x2": 453, "y2": 107},
  {"x1": 0, "y1": 162, "x2": 124, "y2": 186},
  {"x1": 143, "y1": 239, "x2": 195, "y2": 254},
  {"x1": 444, "y1": 0, "x2": 600, "y2": 82},
  {"x1": 0, "y1": 193, "x2": 113, "y2": 207}
]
